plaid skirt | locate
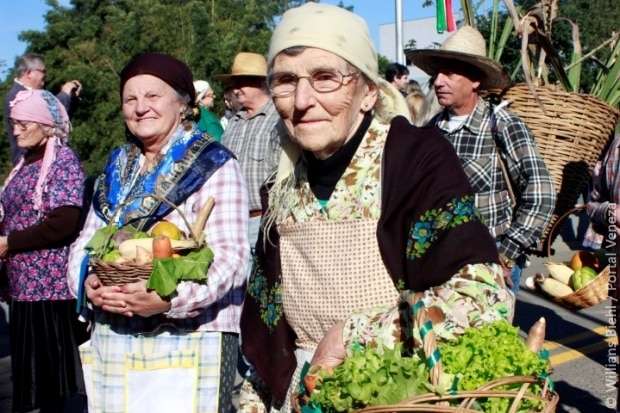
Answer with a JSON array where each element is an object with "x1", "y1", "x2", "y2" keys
[{"x1": 79, "y1": 320, "x2": 237, "y2": 413}]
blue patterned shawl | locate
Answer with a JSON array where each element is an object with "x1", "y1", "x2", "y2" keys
[{"x1": 93, "y1": 124, "x2": 233, "y2": 230}]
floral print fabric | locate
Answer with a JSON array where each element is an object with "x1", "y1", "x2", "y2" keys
[
  {"x1": 406, "y1": 195, "x2": 477, "y2": 260},
  {"x1": 343, "y1": 263, "x2": 514, "y2": 353},
  {"x1": 1, "y1": 146, "x2": 84, "y2": 301},
  {"x1": 284, "y1": 118, "x2": 389, "y2": 224},
  {"x1": 247, "y1": 257, "x2": 283, "y2": 329}
]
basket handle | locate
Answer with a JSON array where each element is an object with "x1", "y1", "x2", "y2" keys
[
  {"x1": 545, "y1": 205, "x2": 585, "y2": 256},
  {"x1": 111, "y1": 193, "x2": 201, "y2": 246},
  {"x1": 402, "y1": 293, "x2": 443, "y2": 387}
]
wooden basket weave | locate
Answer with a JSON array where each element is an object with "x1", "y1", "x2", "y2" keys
[
  {"x1": 91, "y1": 194, "x2": 207, "y2": 286},
  {"x1": 353, "y1": 295, "x2": 559, "y2": 413},
  {"x1": 543, "y1": 207, "x2": 609, "y2": 310},
  {"x1": 503, "y1": 84, "x2": 619, "y2": 252}
]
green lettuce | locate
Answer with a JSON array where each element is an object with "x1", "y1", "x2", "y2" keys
[{"x1": 147, "y1": 247, "x2": 214, "y2": 297}]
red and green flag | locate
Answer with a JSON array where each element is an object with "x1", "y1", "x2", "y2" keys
[{"x1": 436, "y1": 0, "x2": 456, "y2": 33}]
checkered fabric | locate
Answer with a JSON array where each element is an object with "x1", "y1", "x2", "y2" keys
[
  {"x1": 434, "y1": 99, "x2": 556, "y2": 259},
  {"x1": 221, "y1": 100, "x2": 284, "y2": 211},
  {"x1": 67, "y1": 159, "x2": 249, "y2": 332},
  {"x1": 79, "y1": 322, "x2": 237, "y2": 413}
]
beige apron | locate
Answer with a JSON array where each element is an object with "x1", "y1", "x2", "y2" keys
[{"x1": 279, "y1": 218, "x2": 400, "y2": 351}]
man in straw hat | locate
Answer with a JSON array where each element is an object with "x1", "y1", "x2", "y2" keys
[
  {"x1": 216, "y1": 52, "x2": 285, "y2": 261},
  {"x1": 408, "y1": 26, "x2": 556, "y2": 292}
]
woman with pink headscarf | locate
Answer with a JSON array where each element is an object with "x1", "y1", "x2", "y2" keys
[{"x1": 0, "y1": 89, "x2": 86, "y2": 412}]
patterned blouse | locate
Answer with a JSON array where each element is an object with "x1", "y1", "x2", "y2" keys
[{"x1": 1, "y1": 146, "x2": 84, "y2": 301}]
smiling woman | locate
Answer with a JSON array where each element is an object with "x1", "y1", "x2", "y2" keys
[
  {"x1": 121, "y1": 74, "x2": 187, "y2": 164},
  {"x1": 67, "y1": 53, "x2": 249, "y2": 413}
]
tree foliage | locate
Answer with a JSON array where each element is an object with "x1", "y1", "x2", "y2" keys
[{"x1": 0, "y1": 0, "x2": 304, "y2": 177}]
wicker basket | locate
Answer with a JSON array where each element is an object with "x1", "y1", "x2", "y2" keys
[
  {"x1": 541, "y1": 207, "x2": 610, "y2": 310},
  {"x1": 335, "y1": 295, "x2": 559, "y2": 412},
  {"x1": 357, "y1": 376, "x2": 558, "y2": 413},
  {"x1": 91, "y1": 194, "x2": 213, "y2": 286},
  {"x1": 93, "y1": 260, "x2": 153, "y2": 286},
  {"x1": 503, "y1": 84, "x2": 619, "y2": 253}
]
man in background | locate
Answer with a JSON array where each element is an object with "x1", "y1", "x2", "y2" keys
[
  {"x1": 384, "y1": 62, "x2": 409, "y2": 96},
  {"x1": 409, "y1": 26, "x2": 556, "y2": 292},
  {"x1": 4, "y1": 53, "x2": 82, "y2": 164},
  {"x1": 216, "y1": 52, "x2": 284, "y2": 261}
]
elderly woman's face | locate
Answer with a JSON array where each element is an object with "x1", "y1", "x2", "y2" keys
[
  {"x1": 12, "y1": 120, "x2": 49, "y2": 150},
  {"x1": 271, "y1": 48, "x2": 377, "y2": 159},
  {"x1": 122, "y1": 74, "x2": 185, "y2": 147}
]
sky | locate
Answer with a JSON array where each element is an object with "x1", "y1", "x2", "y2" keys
[{"x1": 0, "y1": 0, "x2": 442, "y2": 78}]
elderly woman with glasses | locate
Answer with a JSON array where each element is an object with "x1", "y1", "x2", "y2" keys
[
  {"x1": 0, "y1": 89, "x2": 87, "y2": 412},
  {"x1": 239, "y1": 3, "x2": 515, "y2": 411}
]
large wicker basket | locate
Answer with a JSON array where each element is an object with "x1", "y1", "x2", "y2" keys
[
  {"x1": 91, "y1": 195, "x2": 213, "y2": 286},
  {"x1": 503, "y1": 84, "x2": 619, "y2": 253}
]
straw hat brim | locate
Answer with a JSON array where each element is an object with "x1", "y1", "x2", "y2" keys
[
  {"x1": 213, "y1": 73, "x2": 267, "y2": 82},
  {"x1": 406, "y1": 49, "x2": 511, "y2": 91}
]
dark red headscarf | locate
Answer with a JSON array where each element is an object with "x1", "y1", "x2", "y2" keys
[{"x1": 120, "y1": 52, "x2": 196, "y2": 104}]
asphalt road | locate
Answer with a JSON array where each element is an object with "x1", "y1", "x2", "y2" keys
[{"x1": 514, "y1": 235, "x2": 617, "y2": 413}]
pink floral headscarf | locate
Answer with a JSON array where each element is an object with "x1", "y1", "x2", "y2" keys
[{"x1": 3, "y1": 90, "x2": 71, "y2": 212}]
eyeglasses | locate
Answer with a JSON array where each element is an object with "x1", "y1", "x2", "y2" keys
[
  {"x1": 268, "y1": 69, "x2": 360, "y2": 97},
  {"x1": 10, "y1": 120, "x2": 34, "y2": 130},
  {"x1": 31, "y1": 68, "x2": 47, "y2": 75}
]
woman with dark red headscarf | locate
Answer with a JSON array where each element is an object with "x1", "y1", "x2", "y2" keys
[{"x1": 67, "y1": 53, "x2": 248, "y2": 413}]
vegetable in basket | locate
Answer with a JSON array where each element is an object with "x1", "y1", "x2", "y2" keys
[
  {"x1": 302, "y1": 320, "x2": 551, "y2": 413},
  {"x1": 570, "y1": 267, "x2": 598, "y2": 291}
]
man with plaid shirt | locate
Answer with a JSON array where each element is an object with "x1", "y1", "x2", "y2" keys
[
  {"x1": 409, "y1": 27, "x2": 556, "y2": 291},
  {"x1": 216, "y1": 53, "x2": 285, "y2": 262}
]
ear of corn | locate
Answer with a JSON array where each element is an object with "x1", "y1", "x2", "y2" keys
[
  {"x1": 545, "y1": 262, "x2": 574, "y2": 285},
  {"x1": 539, "y1": 277, "x2": 574, "y2": 298}
]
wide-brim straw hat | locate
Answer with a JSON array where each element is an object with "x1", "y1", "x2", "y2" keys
[
  {"x1": 214, "y1": 52, "x2": 267, "y2": 82},
  {"x1": 406, "y1": 26, "x2": 511, "y2": 91}
]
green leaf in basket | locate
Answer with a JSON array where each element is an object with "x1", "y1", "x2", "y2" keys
[
  {"x1": 86, "y1": 225, "x2": 118, "y2": 258},
  {"x1": 147, "y1": 247, "x2": 214, "y2": 297}
]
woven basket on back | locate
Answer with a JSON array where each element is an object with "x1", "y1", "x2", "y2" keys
[
  {"x1": 91, "y1": 194, "x2": 209, "y2": 286},
  {"x1": 542, "y1": 207, "x2": 610, "y2": 310},
  {"x1": 503, "y1": 84, "x2": 619, "y2": 253},
  {"x1": 351, "y1": 295, "x2": 559, "y2": 413}
]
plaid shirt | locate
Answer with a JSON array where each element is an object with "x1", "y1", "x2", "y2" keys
[
  {"x1": 67, "y1": 159, "x2": 249, "y2": 333},
  {"x1": 434, "y1": 99, "x2": 556, "y2": 259},
  {"x1": 221, "y1": 99, "x2": 284, "y2": 211}
]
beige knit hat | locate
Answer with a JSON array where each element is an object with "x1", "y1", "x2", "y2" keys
[
  {"x1": 268, "y1": 2, "x2": 410, "y2": 124},
  {"x1": 407, "y1": 26, "x2": 510, "y2": 90}
]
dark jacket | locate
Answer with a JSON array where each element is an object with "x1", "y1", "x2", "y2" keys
[{"x1": 240, "y1": 116, "x2": 500, "y2": 405}]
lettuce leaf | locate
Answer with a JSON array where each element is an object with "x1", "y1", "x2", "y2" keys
[
  {"x1": 85, "y1": 225, "x2": 118, "y2": 258},
  {"x1": 147, "y1": 247, "x2": 214, "y2": 297}
]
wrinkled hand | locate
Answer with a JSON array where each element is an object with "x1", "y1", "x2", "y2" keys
[
  {"x1": 311, "y1": 321, "x2": 346, "y2": 369},
  {"x1": 0, "y1": 236, "x2": 8, "y2": 258},
  {"x1": 101, "y1": 280, "x2": 171, "y2": 318},
  {"x1": 61, "y1": 80, "x2": 82, "y2": 97},
  {"x1": 85, "y1": 273, "x2": 122, "y2": 308}
]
